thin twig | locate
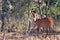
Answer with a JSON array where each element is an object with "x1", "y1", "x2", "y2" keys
[{"x1": 2, "y1": 31, "x2": 6, "y2": 40}]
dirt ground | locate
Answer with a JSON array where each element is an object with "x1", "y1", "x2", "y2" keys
[{"x1": 0, "y1": 30, "x2": 60, "y2": 40}]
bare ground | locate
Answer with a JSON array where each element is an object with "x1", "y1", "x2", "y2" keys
[{"x1": 0, "y1": 29, "x2": 60, "y2": 40}]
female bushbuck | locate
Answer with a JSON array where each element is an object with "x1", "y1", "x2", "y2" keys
[{"x1": 32, "y1": 11, "x2": 54, "y2": 38}]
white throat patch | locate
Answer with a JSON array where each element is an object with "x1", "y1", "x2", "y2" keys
[{"x1": 33, "y1": 17, "x2": 36, "y2": 21}]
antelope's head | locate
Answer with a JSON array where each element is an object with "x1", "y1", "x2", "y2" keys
[{"x1": 32, "y1": 11, "x2": 39, "y2": 21}]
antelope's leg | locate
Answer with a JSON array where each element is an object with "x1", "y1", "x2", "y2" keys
[
  {"x1": 37, "y1": 27, "x2": 39, "y2": 33},
  {"x1": 37, "y1": 27, "x2": 41, "y2": 33},
  {"x1": 48, "y1": 27, "x2": 51, "y2": 33},
  {"x1": 44, "y1": 28, "x2": 48, "y2": 38}
]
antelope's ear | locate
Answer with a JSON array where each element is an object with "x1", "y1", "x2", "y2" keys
[{"x1": 31, "y1": 10, "x2": 37, "y2": 13}]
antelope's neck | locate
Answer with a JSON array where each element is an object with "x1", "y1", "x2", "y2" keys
[
  {"x1": 33, "y1": 17, "x2": 36, "y2": 21},
  {"x1": 33, "y1": 17, "x2": 40, "y2": 21}
]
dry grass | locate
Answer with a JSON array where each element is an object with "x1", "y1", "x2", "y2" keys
[{"x1": 0, "y1": 27, "x2": 60, "y2": 40}]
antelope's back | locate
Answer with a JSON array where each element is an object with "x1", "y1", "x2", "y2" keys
[{"x1": 35, "y1": 17, "x2": 54, "y2": 28}]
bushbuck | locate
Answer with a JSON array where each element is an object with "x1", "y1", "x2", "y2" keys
[{"x1": 32, "y1": 11, "x2": 54, "y2": 38}]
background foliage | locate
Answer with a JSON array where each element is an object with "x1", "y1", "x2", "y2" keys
[{"x1": 1, "y1": 0, "x2": 60, "y2": 28}]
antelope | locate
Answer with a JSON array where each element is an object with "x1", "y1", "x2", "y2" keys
[{"x1": 32, "y1": 11, "x2": 54, "y2": 38}]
